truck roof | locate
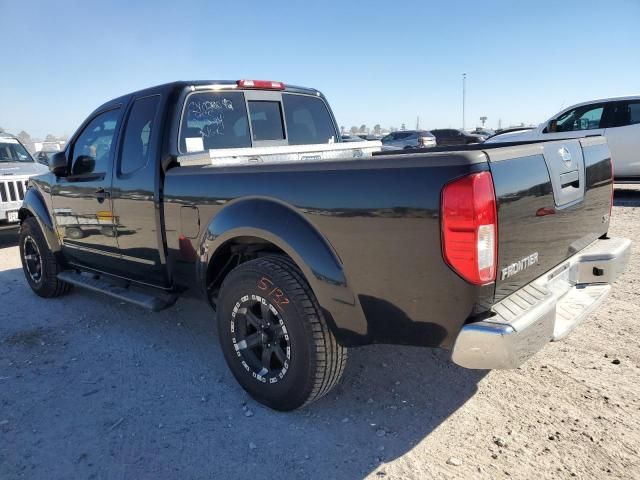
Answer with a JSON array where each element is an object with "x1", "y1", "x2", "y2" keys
[{"x1": 96, "y1": 80, "x2": 322, "y2": 112}]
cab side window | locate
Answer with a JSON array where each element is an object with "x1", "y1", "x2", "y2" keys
[
  {"x1": 120, "y1": 95, "x2": 161, "y2": 174},
  {"x1": 71, "y1": 109, "x2": 121, "y2": 176}
]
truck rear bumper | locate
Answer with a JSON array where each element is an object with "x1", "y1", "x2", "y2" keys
[{"x1": 451, "y1": 237, "x2": 631, "y2": 369}]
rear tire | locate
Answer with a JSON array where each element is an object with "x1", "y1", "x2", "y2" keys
[
  {"x1": 216, "y1": 255, "x2": 347, "y2": 410},
  {"x1": 19, "y1": 217, "x2": 72, "y2": 298}
]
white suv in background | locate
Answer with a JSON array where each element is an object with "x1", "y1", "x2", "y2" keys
[
  {"x1": 486, "y1": 96, "x2": 640, "y2": 182},
  {"x1": 0, "y1": 134, "x2": 48, "y2": 225}
]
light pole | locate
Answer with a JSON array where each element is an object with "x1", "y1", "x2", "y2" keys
[{"x1": 462, "y1": 73, "x2": 466, "y2": 131}]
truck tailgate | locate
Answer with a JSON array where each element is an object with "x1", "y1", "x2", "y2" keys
[{"x1": 487, "y1": 137, "x2": 613, "y2": 302}]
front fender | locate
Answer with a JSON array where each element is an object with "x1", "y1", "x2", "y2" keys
[
  {"x1": 198, "y1": 197, "x2": 369, "y2": 346},
  {"x1": 19, "y1": 188, "x2": 61, "y2": 252}
]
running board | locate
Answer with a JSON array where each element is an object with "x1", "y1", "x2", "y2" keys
[{"x1": 57, "y1": 270, "x2": 178, "y2": 311}]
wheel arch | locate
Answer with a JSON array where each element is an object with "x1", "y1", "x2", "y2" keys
[
  {"x1": 19, "y1": 188, "x2": 61, "y2": 252},
  {"x1": 198, "y1": 197, "x2": 369, "y2": 346}
]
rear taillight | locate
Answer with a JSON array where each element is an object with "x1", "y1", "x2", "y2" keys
[
  {"x1": 441, "y1": 171, "x2": 498, "y2": 285},
  {"x1": 237, "y1": 79, "x2": 284, "y2": 90}
]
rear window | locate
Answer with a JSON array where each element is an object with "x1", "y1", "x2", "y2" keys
[
  {"x1": 282, "y1": 94, "x2": 336, "y2": 145},
  {"x1": 180, "y1": 92, "x2": 251, "y2": 153},
  {"x1": 179, "y1": 90, "x2": 338, "y2": 152},
  {"x1": 248, "y1": 101, "x2": 285, "y2": 141}
]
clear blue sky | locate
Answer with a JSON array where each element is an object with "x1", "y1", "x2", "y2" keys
[{"x1": 1, "y1": 0, "x2": 638, "y2": 138}]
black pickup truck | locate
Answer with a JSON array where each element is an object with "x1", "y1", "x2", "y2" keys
[{"x1": 18, "y1": 80, "x2": 630, "y2": 410}]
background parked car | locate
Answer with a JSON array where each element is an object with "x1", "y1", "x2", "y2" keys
[
  {"x1": 32, "y1": 141, "x2": 64, "y2": 165},
  {"x1": 430, "y1": 129, "x2": 484, "y2": 146},
  {"x1": 356, "y1": 134, "x2": 382, "y2": 141},
  {"x1": 470, "y1": 128, "x2": 494, "y2": 137},
  {"x1": 485, "y1": 96, "x2": 640, "y2": 182},
  {"x1": 381, "y1": 130, "x2": 436, "y2": 149},
  {"x1": 484, "y1": 127, "x2": 535, "y2": 142},
  {"x1": 32, "y1": 150, "x2": 56, "y2": 165},
  {"x1": 340, "y1": 134, "x2": 362, "y2": 142},
  {"x1": 0, "y1": 133, "x2": 48, "y2": 225}
]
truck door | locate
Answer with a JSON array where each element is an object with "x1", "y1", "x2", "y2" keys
[
  {"x1": 110, "y1": 94, "x2": 169, "y2": 287},
  {"x1": 51, "y1": 108, "x2": 121, "y2": 272}
]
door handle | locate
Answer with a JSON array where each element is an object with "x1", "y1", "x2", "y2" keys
[{"x1": 95, "y1": 188, "x2": 110, "y2": 203}]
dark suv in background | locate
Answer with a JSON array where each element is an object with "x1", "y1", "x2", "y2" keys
[
  {"x1": 381, "y1": 130, "x2": 436, "y2": 149},
  {"x1": 430, "y1": 129, "x2": 484, "y2": 146}
]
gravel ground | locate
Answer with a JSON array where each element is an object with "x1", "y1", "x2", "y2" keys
[{"x1": 1, "y1": 186, "x2": 639, "y2": 480}]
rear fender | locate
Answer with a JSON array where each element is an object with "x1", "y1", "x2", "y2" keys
[{"x1": 198, "y1": 197, "x2": 369, "y2": 346}]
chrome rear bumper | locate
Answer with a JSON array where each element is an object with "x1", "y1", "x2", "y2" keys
[{"x1": 452, "y1": 237, "x2": 631, "y2": 369}]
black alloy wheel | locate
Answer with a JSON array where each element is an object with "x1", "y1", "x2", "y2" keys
[
  {"x1": 231, "y1": 295, "x2": 290, "y2": 383},
  {"x1": 22, "y1": 235, "x2": 43, "y2": 283},
  {"x1": 217, "y1": 255, "x2": 347, "y2": 410}
]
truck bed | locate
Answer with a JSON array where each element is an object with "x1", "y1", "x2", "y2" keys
[{"x1": 163, "y1": 137, "x2": 613, "y2": 349}]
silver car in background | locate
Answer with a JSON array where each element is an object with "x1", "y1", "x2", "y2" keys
[
  {"x1": 0, "y1": 133, "x2": 48, "y2": 225},
  {"x1": 381, "y1": 130, "x2": 437, "y2": 150}
]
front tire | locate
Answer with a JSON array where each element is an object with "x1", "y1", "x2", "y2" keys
[
  {"x1": 216, "y1": 255, "x2": 347, "y2": 410},
  {"x1": 19, "y1": 217, "x2": 72, "y2": 297}
]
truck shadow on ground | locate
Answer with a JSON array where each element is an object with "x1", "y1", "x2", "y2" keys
[
  {"x1": 0, "y1": 265, "x2": 487, "y2": 480},
  {"x1": 614, "y1": 187, "x2": 640, "y2": 207},
  {"x1": 0, "y1": 226, "x2": 19, "y2": 247}
]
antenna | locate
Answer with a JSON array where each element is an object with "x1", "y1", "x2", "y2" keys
[{"x1": 462, "y1": 73, "x2": 467, "y2": 130}]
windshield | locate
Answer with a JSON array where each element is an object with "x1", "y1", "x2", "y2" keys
[{"x1": 0, "y1": 139, "x2": 34, "y2": 163}]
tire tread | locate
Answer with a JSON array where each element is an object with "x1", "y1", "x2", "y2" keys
[
  {"x1": 221, "y1": 254, "x2": 347, "y2": 409},
  {"x1": 20, "y1": 217, "x2": 72, "y2": 298}
]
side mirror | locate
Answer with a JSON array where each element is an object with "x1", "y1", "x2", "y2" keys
[
  {"x1": 547, "y1": 119, "x2": 558, "y2": 133},
  {"x1": 49, "y1": 151, "x2": 68, "y2": 176},
  {"x1": 72, "y1": 155, "x2": 95, "y2": 175}
]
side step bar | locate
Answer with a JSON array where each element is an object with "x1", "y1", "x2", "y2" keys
[{"x1": 57, "y1": 270, "x2": 178, "y2": 311}]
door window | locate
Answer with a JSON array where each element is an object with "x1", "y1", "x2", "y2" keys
[
  {"x1": 120, "y1": 95, "x2": 161, "y2": 174},
  {"x1": 555, "y1": 104, "x2": 604, "y2": 132},
  {"x1": 71, "y1": 109, "x2": 121, "y2": 176}
]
